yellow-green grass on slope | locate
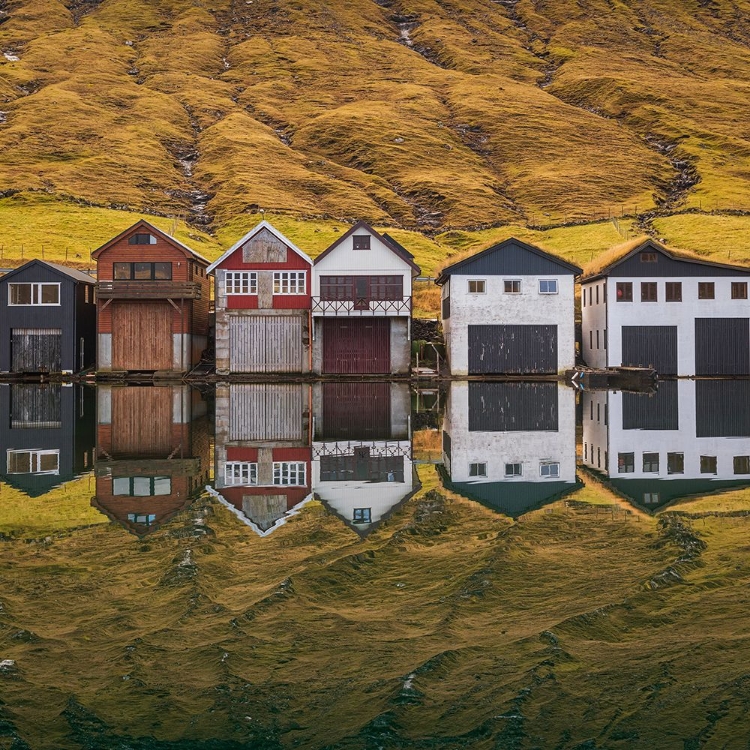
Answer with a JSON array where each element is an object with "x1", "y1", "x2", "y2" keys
[{"x1": 653, "y1": 213, "x2": 750, "y2": 266}]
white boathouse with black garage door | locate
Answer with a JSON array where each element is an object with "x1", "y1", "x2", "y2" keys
[
  {"x1": 436, "y1": 238, "x2": 581, "y2": 376},
  {"x1": 581, "y1": 239, "x2": 750, "y2": 377}
]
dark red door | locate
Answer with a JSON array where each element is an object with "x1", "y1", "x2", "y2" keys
[{"x1": 322, "y1": 318, "x2": 390, "y2": 374}]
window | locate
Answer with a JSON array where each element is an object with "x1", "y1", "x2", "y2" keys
[
  {"x1": 539, "y1": 279, "x2": 558, "y2": 294},
  {"x1": 112, "y1": 262, "x2": 171, "y2": 281},
  {"x1": 588, "y1": 287, "x2": 593, "y2": 306},
  {"x1": 504, "y1": 279, "x2": 521, "y2": 294},
  {"x1": 8, "y1": 283, "x2": 60, "y2": 306},
  {"x1": 468, "y1": 279, "x2": 486, "y2": 294},
  {"x1": 616, "y1": 282, "x2": 633, "y2": 301},
  {"x1": 225, "y1": 271, "x2": 257, "y2": 295},
  {"x1": 618, "y1": 453, "x2": 635, "y2": 473},
  {"x1": 584, "y1": 443, "x2": 588, "y2": 460},
  {"x1": 273, "y1": 271, "x2": 306, "y2": 294},
  {"x1": 273, "y1": 461, "x2": 306, "y2": 486},
  {"x1": 732, "y1": 282, "x2": 748, "y2": 300},
  {"x1": 370, "y1": 276, "x2": 403, "y2": 300},
  {"x1": 597, "y1": 447, "x2": 601, "y2": 468},
  {"x1": 113, "y1": 476, "x2": 171, "y2": 496},
  {"x1": 504, "y1": 463, "x2": 522, "y2": 477},
  {"x1": 353, "y1": 508, "x2": 372, "y2": 524},
  {"x1": 641, "y1": 282, "x2": 657, "y2": 302},
  {"x1": 698, "y1": 282, "x2": 715, "y2": 300},
  {"x1": 597, "y1": 403, "x2": 601, "y2": 422},
  {"x1": 225, "y1": 462, "x2": 257, "y2": 486},
  {"x1": 603, "y1": 285, "x2": 607, "y2": 303},
  {"x1": 7, "y1": 449, "x2": 59, "y2": 475},
  {"x1": 596, "y1": 285, "x2": 599, "y2": 304},
  {"x1": 604, "y1": 404, "x2": 608, "y2": 425},
  {"x1": 84, "y1": 285, "x2": 90, "y2": 303},
  {"x1": 666, "y1": 282, "x2": 682, "y2": 302},
  {"x1": 582, "y1": 290, "x2": 586, "y2": 308},
  {"x1": 589, "y1": 330, "x2": 593, "y2": 350},
  {"x1": 469, "y1": 462, "x2": 487, "y2": 477},
  {"x1": 643, "y1": 452, "x2": 659, "y2": 472},
  {"x1": 596, "y1": 330, "x2": 600, "y2": 350},
  {"x1": 128, "y1": 233, "x2": 157, "y2": 245},
  {"x1": 667, "y1": 452, "x2": 684, "y2": 475},
  {"x1": 733, "y1": 456, "x2": 750, "y2": 475},
  {"x1": 320, "y1": 276, "x2": 354, "y2": 301},
  {"x1": 700, "y1": 456, "x2": 717, "y2": 474},
  {"x1": 643, "y1": 493, "x2": 660, "y2": 505},
  {"x1": 127, "y1": 513, "x2": 157, "y2": 525},
  {"x1": 353, "y1": 235, "x2": 371, "y2": 250},
  {"x1": 641, "y1": 252, "x2": 658, "y2": 263},
  {"x1": 604, "y1": 329, "x2": 607, "y2": 350},
  {"x1": 540, "y1": 462, "x2": 560, "y2": 478}
]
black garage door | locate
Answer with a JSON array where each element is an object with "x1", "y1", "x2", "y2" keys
[
  {"x1": 11, "y1": 328, "x2": 62, "y2": 373},
  {"x1": 468, "y1": 325, "x2": 557, "y2": 375},
  {"x1": 695, "y1": 318, "x2": 750, "y2": 376},
  {"x1": 621, "y1": 326, "x2": 677, "y2": 375}
]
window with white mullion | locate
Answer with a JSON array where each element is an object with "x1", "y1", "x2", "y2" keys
[
  {"x1": 273, "y1": 272, "x2": 306, "y2": 295},
  {"x1": 8, "y1": 282, "x2": 61, "y2": 306},
  {"x1": 225, "y1": 271, "x2": 257, "y2": 295},
  {"x1": 273, "y1": 461, "x2": 306, "y2": 486},
  {"x1": 224, "y1": 462, "x2": 258, "y2": 485},
  {"x1": 7, "y1": 449, "x2": 60, "y2": 475}
]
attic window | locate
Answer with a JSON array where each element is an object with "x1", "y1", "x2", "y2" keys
[
  {"x1": 640, "y1": 252, "x2": 657, "y2": 263},
  {"x1": 353, "y1": 508, "x2": 372, "y2": 524},
  {"x1": 353, "y1": 235, "x2": 371, "y2": 250},
  {"x1": 128, "y1": 233, "x2": 157, "y2": 245}
]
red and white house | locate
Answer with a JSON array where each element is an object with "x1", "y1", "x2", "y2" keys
[
  {"x1": 312, "y1": 221, "x2": 420, "y2": 375},
  {"x1": 207, "y1": 221, "x2": 313, "y2": 373}
]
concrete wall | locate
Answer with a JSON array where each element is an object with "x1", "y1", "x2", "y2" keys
[
  {"x1": 444, "y1": 273, "x2": 577, "y2": 375},
  {"x1": 581, "y1": 279, "x2": 609, "y2": 368}
]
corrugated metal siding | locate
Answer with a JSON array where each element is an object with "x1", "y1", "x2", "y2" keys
[
  {"x1": 609, "y1": 251, "x2": 750, "y2": 277},
  {"x1": 696, "y1": 380, "x2": 750, "y2": 437},
  {"x1": 229, "y1": 315, "x2": 303, "y2": 373},
  {"x1": 320, "y1": 382, "x2": 391, "y2": 439},
  {"x1": 622, "y1": 380, "x2": 678, "y2": 430},
  {"x1": 322, "y1": 318, "x2": 390, "y2": 374},
  {"x1": 11, "y1": 329, "x2": 62, "y2": 372},
  {"x1": 448, "y1": 242, "x2": 576, "y2": 276},
  {"x1": 229, "y1": 384, "x2": 304, "y2": 442},
  {"x1": 468, "y1": 325, "x2": 557, "y2": 374},
  {"x1": 468, "y1": 382, "x2": 559, "y2": 432},
  {"x1": 621, "y1": 326, "x2": 677, "y2": 374},
  {"x1": 112, "y1": 302, "x2": 173, "y2": 370},
  {"x1": 695, "y1": 318, "x2": 750, "y2": 376}
]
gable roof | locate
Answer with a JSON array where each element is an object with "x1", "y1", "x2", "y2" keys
[
  {"x1": 0, "y1": 259, "x2": 95, "y2": 285},
  {"x1": 206, "y1": 220, "x2": 312, "y2": 274},
  {"x1": 436, "y1": 237, "x2": 581, "y2": 284},
  {"x1": 381, "y1": 232, "x2": 415, "y2": 261},
  {"x1": 583, "y1": 238, "x2": 750, "y2": 281},
  {"x1": 313, "y1": 220, "x2": 421, "y2": 275},
  {"x1": 91, "y1": 219, "x2": 210, "y2": 264}
]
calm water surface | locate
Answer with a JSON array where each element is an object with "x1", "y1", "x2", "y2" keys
[{"x1": 0, "y1": 381, "x2": 749, "y2": 749}]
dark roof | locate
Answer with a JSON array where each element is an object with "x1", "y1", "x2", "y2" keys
[
  {"x1": 1, "y1": 259, "x2": 95, "y2": 285},
  {"x1": 436, "y1": 237, "x2": 582, "y2": 284},
  {"x1": 381, "y1": 232, "x2": 415, "y2": 260},
  {"x1": 91, "y1": 219, "x2": 209, "y2": 264},
  {"x1": 313, "y1": 220, "x2": 421, "y2": 275}
]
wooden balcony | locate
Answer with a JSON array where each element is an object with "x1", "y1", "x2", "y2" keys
[
  {"x1": 312, "y1": 297, "x2": 412, "y2": 316},
  {"x1": 96, "y1": 281, "x2": 202, "y2": 300}
]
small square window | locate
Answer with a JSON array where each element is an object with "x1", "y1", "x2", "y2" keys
[
  {"x1": 504, "y1": 463, "x2": 522, "y2": 477},
  {"x1": 469, "y1": 462, "x2": 487, "y2": 477},
  {"x1": 732, "y1": 282, "x2": 748, "y2": 300},
  {"x1": 153, "y1": 262, "x2": 172, "y2": 280},
  {"x1": 134, "y1": 262, "x2": 152, "y2": 280},
  {"x1": 698, "y1": 282, "x2": 715, "y2": 300},
  {"x1": 616, "y1": 282, "x2": 633, "y2": 301},
  {"x1": 641, "y1": 282, "x2": 657, "y2": 302},
  {"x1": 700, "y1": 456, "x2": 717, "y2": 474},
  {"x1": 643, "y1": 452, "x2": 659, "y2": 473},
  {"x1": 540, "y1": 462, "x2": 560, "y2": 478},
  {"x1": 643, "y1": 492, "x2": 660, "y2": 505},
  {"x1": 539, "y1": 279, "x2": 558, "y2": 294},
  {"x1": 353, "y1": 235, "x2": 371, "y2": 250},
  {"x1": 666, "y1": 282, "x2": 682, "y2": 302},
  {"x1": 468, "y1": 279, "x2": 486, "y2": 294},
  {"x1": 667, "y1": 452, "x2": 684, "y2": 475},
  {"x1": 733, "y1": 456, "x2": 750, "y2": 475},
  {"x1": 353, "y1": 508, "x2": 372, "y2": 524},
  {"x1": 618, "y1": 452, "x2": 635, "y2": 473},
  {"x1": 113, "y1": 263, "x2": 132, "y2": 280},
  {"x1": 504, "y1": 279, "x2": 521, "y2": 294},
  {"x1": 640, "y1": 252, "x2": 658, "y2": 263}
]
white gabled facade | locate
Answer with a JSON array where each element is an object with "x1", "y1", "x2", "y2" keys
[
  {"x1": 437, "y1": 239, "x2": 581, "y2": 376},
  {"x1": 581, "y1": 240, "x2": 750, "y2": 376}
]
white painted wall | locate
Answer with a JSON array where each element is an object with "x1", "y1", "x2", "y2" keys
[
  {"x1": 443, "y1": 274, "x2": 577, "y2": 375},
  {"x1": 580, "y1": 279, "x2": 608, "y2": 369},
  {"x1": 442, "y1": 382, "x2": 577, "y2": 484}
]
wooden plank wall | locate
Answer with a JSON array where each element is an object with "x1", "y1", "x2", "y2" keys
[{"x1": 229, "y1": 384, "x2": 305, "y2": 442}]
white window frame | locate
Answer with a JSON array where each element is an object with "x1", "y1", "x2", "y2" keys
[
  {"x1": 469, "y1": 462, "x2": 487, "y2": 477},
  {"x1": 504, "y1": 462, "x2": 523, "y2": 478},
  {"x1": 503, "y1": 279, "x2": 521, "y2": 294},
  {"x1": 225, "y1": 462, "x2": 258, "y2": 486},
  {"x1": 8, "y1": 282, "x2": 61, "y2": 306},
  {"x1": 273, "y1": 461, "x2": 306, "y2": 486},
  {"x1": 225, "y1": 271, "x2": 257, "y2": 295},
  {"x1": 539, "y1": 461, "x2": 560, "y2": 478},
  {"x1": 6, "y1": 449, "x2": 60, "y2": 475},
  {"x1": 273, "y1": 271, "x2": 306, "y2": 295},
  {"x1": 467, "y1": 279, "x2": 486, "y2": 294},
  {"x1": 539, "y1": 279, "x2": 558, "y2": 295}
]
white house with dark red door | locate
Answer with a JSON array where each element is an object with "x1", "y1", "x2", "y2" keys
[
  {"x1": 207, "y1": 221, "x2": 313, "y2": 374},
  {"x1": 311, "y1": 222, "x2": 420, "y2": 375}
]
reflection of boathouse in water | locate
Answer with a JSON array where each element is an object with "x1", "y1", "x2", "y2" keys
[
  {"x1": 582, "y1": 380, "x2": 750, "y2": 512},
  {"x1": 93, "y1": 386, "x2": 210, "y2": 536},
  {"x1": 312, "y1": 382, "x2": 419, "y2": 536},
  {"x1": 211, "y1": 384, "x2": 313, "y2": 535},
  {"x1": 440, "y1": 382, "x2": 580, "y2": 517},
  {"x1": 0, "y1": 383, "x2": 95, "y2": 497}
]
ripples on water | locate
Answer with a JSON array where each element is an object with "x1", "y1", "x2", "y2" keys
[{"x1": 0, "y1": 381, "x2": 749, "y2": 748}]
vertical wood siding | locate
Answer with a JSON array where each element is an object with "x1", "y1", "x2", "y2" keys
[
  {"x1": 10, "y1": 384, "x2": 62, "y2": 428},
  {"x1": 11, "y1": 329, "x2": 62, "y2": 372},
  {"x1": 112, "y1": 302, "x2": 173, "y2": 370},
  {"x1": 111, "y1": 387, "x2": 173, "y2": 457},
  {"x1": 322, "y1": 318, "x2": 390, "y2": 374},
  {"x1": 229, "y1": 384, "x2": 305, "y2": 442},
  {"x1": 229, "y1": 315, "x2": 303, "y2": 373},
  {"x1": 320, "y1": 382, "x2": 392, "y2": 439}
]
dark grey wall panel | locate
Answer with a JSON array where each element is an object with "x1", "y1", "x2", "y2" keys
[
  {"x1": 609, "y1": 250, "x2": 750, "y2": 278},
  {"x1": 442, "y1": 295, "x2": 450, "y2": 320},
  {"x1": 468, "y1": 382, "x2": 559, "y2": 432},
  {"x1": 449, "y1": 242, "x2": 577, "y2": 276},
  {"x1": 696, "y1": 380, "x2": 750, "y2": 437},
  {"x1": 621, "y1": 326, "x2": 677, "y2": 374},
  {"x1": 468, "y1": 324, "x2": 558, "y2": 374},
  {"x1": 623, "y1": 379, "x2": 679, "y2": 431},
  {"x1": 695, "y1": 318, "x2": 750, "y2": 376}
]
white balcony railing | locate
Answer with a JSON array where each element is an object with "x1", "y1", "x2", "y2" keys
[{"x1": 311, "y1": 297, "x2": 412, "y2": 316}]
